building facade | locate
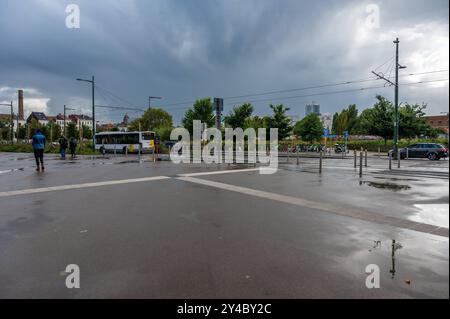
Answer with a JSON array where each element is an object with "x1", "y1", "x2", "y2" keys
[
  {"x1": 305, "y1": 102, "x2": 321, "y2": 116},
  {"x1": 424, "y1": 114, "x2": 449, "y2": 134}
]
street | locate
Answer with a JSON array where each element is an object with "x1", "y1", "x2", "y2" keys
[{"x1": 0, "y1": 152, "x2": 448, "y2": 298}]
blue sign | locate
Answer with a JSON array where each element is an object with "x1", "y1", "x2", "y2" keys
[
  {"x1": 344, "y1": 131, "x2": 349, "y2": 137},
  {"x1": 324, "y1": 129, "x2": 329, "y2": 136}
]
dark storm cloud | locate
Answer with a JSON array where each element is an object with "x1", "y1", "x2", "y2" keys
[{"x1": 0, "y1": 0, "x2": 448, "y2": 123}]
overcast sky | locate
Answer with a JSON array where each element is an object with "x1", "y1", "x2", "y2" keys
[{"x1": 0, "y1": 0, "x2": 448, "y2": 124}]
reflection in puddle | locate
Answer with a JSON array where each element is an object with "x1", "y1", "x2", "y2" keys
[
  {"x1": 389, "y1": 239, "x2": 403, "y2": 279},
  {"x1": 411, "y1": 204, "x2": 449, "y2": 228},
  {"x1": 362, "y1": 181, "x2": 411, "y2": 191}
]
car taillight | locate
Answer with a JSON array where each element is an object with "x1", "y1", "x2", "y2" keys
[{"x1": 438, "y1": 148, "x2": 448, "y2": 152}]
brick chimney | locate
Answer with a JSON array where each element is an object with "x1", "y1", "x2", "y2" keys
[{"x1": 18, "y1": 89, "x2": 24, "y2": 120}]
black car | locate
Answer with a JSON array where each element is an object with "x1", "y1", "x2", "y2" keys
[{"x1": 394, "y1": 143, "x2": 449, "y2": 160}]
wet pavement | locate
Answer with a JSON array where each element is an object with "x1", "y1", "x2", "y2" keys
[{"x1": 0, "y1": 152, "x2": 448, "y2": 298}]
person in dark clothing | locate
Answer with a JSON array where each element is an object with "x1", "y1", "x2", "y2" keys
[
  {"x1": 69, "y1": 137, "x2": 78, "y2": 160},
  {"x1": 32, "y1": 129, "x2": 46, "y2": 171},
  {"x1": 59, "y1": 135, "x2": 68, "y2": 159}
]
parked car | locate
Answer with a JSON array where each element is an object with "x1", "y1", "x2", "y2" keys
[{"x1": 390, "y1": 143, "x2": 449, "y2": 160}]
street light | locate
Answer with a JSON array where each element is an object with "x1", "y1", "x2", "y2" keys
[
  {"x1": 76, "y1": 76, "x2": 95, "y2": 150},
  {"x1": 0, "y1": 101, "x2": 14, "y2": 144},
  {"x1": 148, "y1": 96, "x2": 162, "y2": 109}
]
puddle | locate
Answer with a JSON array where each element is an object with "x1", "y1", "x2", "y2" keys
[
  {"x1": 363, "y1": 181, "x2": 411, "y2": 191},
  {"x1": 411, "y1": 204, "x2": 449, "y2": 228},
  {"x1": 373, "y1": 176, "x2": 419, "y2": 182}
]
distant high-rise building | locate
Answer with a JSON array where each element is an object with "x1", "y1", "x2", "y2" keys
[{"x1": 305, "y1": 102, "x2": 320, "y2": 116}]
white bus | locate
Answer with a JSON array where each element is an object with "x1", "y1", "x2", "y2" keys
[{"x1": 95, "y1": 131, "x2": 155, "y2": 153}]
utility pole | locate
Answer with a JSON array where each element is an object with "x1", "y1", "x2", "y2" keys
[
  {"x1": 214, "y1": 98, "x2": 224, "y2": 130},
  {"x1": 76, "y1": 76, "x2": 95, "y2": 150},
  {"x1": 149, "y1": 96, "x2": 162, "y2": 109},
  {"x1": 63, "y1": 105, "x2": 75, "y2": 137},
  {"x1": 372, "y1": 38, "x2": 406, "y2": 156}
]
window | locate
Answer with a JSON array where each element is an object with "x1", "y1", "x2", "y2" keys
[{"x1": 142, "y1": 132, "x2": 155, "y2": 141}]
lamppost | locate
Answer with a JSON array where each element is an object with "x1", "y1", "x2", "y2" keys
[
  {"x1": 148, "y1": 96, "x2": 162, "y2": 109},
  {"x1": 0, "y1": 101, "x2": 14, "y2": 144},
  {"x1": 76, "y1": 76, "x2": 95, "y2": 150}
]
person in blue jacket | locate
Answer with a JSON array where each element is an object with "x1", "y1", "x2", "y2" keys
[{"x1": 32, "y1": 129, "x2": 46, "y2": 171}]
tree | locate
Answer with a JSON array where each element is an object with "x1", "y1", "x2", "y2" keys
[
  {"x1": 28, "y1": 118, "x2": 41, "y2": 138},
  {"x1": 182, "y1": 98, "x2": 215, "y2": 134},
  {"x1": 129, "y1": 107, "x2": 173, "y2": 132},
  {"x1": 66, "y1": 122, "x2": 79, "y2": 140},
  {"x1": 357, "y1": 95, "x2": 394, "y2": 144},
  {"x1": 293, "y1": 113, "x2": 324, "y2": 143},
  {"x1": 244, "y1": 116, "x2": 270, "y2": 130},
  {"x1": 332, "y1": 112, "x2": 339, "y2": 134},
  {"x1": 332, "y1": 104, "x2": 358, "y2": 135},
  {"x1": 399, "y1": 103, "x2": 429, "y2": 138},
  {"x1": 267, "y1": 104, "x2": 292, "y2": 140},
  {"x1": 82, "y1": 125, "x2": 92, "y2": 140},
  {"x1": 224, "y1": 103, "x2": 254, "y2": 129}
]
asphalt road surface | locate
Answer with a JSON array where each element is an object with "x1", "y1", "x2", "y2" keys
[{"x1": 0, "y1": 152, "x2": 448, "y2": 298}]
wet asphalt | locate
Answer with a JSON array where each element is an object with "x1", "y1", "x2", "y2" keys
[{"x1": 0, "y1": 152, "x2": 448, "y2": 298}]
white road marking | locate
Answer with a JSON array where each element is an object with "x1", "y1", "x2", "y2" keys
[
  {"x1": 177, "y1": 176, "x2": 449, "y2": 238},
  {"x1": 178, "y1": 168, "x2": 260, "y2": 177},
  {"x1": 0, "y1": 176, "x2": 170, "y2": 198}
]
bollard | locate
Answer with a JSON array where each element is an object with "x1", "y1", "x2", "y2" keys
[
  {"x1": 378, "y1": 146, "x2": 381, "y2": 157},
  {"x1": 287, "y1": 145, "x2": 290, "y2": 163},
  {"x1": 397, "y1": 149, "x2": 401, "y2": 168},
  {"x1": 138, "y1": 144, "x2": 141, "y2": 163},
  {"x1": 296, "y1": 146, "x2": 299, "y2": 166},
  {"x1": 114, "y1": 145, "x2": 117, "y2": 157},
  {"x1": 359, "y1": 151, "x2": 363, "y2": 177},
  {"x1": 153, "y1": 147, "x2": 156, "y2": 163},
  {"x1": 354, "y1": 150, "x2": 357, "y2": 168},
  {"x1": 406, "y1": 148, "x2": 409, "y2": 160},
  {"x1": 319, "y1": 151, "x2": 323, "y2": 174},
  {"x1": 389, "y1": 151, "x2": 392, "y2": 170},
  {"x1": 365, "y1": 149, "x2": 368, "y2": 167},
  {"x1": 125, "y1": 147, "x2": 128, "y2": 157}
]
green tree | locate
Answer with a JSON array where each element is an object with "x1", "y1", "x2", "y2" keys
[
  {"x1": 82, "y1": 125, "x2": 92, "y2": 140},
  {"x1": 357, "y1": 95, "x2": 394, "y2": 144},
  {"x1": 332, "y1": 112, "x2": 339, "y2": 134},
  {"x1": 224, "y1": 103, "x2": 254, "y2": 129},
  {"x1": 332, "y1": 104, "x2": 358, "y2": 135},
  {"x1": 182, "y1": 98, "x2": 215, "y2": 134},
  {"x1": 66, "y1": 122, "x2": 79, "y2": 140},
  {"x1": 399, "y1": 103, "x2": 429, "y2": 138},
  {"x1": 267, "y1": 104, "x2": 292, "y2": 140},
  {"x1": 130, "y1": 108, "x2": 173, "y2": 132},
  {"x1": 17, "y1": 124, "x2": 27, "y2": 140},
  {"x1": 293, "y1": 113, "x2": 324, "y2": 143},
  {"x1": 244, "y1": 116, "x2": 270, "y2": 130},
  {"x1": 28, "y1": 118, "x2": 41, "y2": 138}
]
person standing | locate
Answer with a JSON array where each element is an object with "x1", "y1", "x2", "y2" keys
[
  {"x1": 59, "y1": 135, "x2": 68, "y2": 159},
  {"x1": 32, "y1": 129, "x2": 46, "y2": 171},
  {"x1": 69, "y1": 137, "x2": 78, "y2": 160}
]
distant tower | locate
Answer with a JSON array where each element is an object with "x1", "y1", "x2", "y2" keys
[
  {"x1": 18, "y1": 90, "x2": 24, "y2": 120},
  {"x1": 305, "y1": 102, "x2": 320, "y2": 116},
  {"x1": 122, "y1": 113, "x2": 130, "y2": 126}
]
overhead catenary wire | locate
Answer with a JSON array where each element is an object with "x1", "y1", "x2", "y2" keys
[{"x1": 158, "y1": 69, "x2": 448, "y2": 110}]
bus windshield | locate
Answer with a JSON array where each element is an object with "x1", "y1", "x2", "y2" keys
[{"x1": 142, "y1": 132, "x2": 155, "y2": 140}]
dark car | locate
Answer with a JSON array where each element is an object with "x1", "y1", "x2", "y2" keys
[{"x1": 393, "y1": 143, "x2": 449, "y2": 160}]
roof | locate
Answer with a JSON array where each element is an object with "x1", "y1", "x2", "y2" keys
[
  {"x1": 69, "y1": 114, "x2": 92, "y2": 121},
  {"x1": 29, "y1": 112, "x2": 48, "y2": 121}
]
